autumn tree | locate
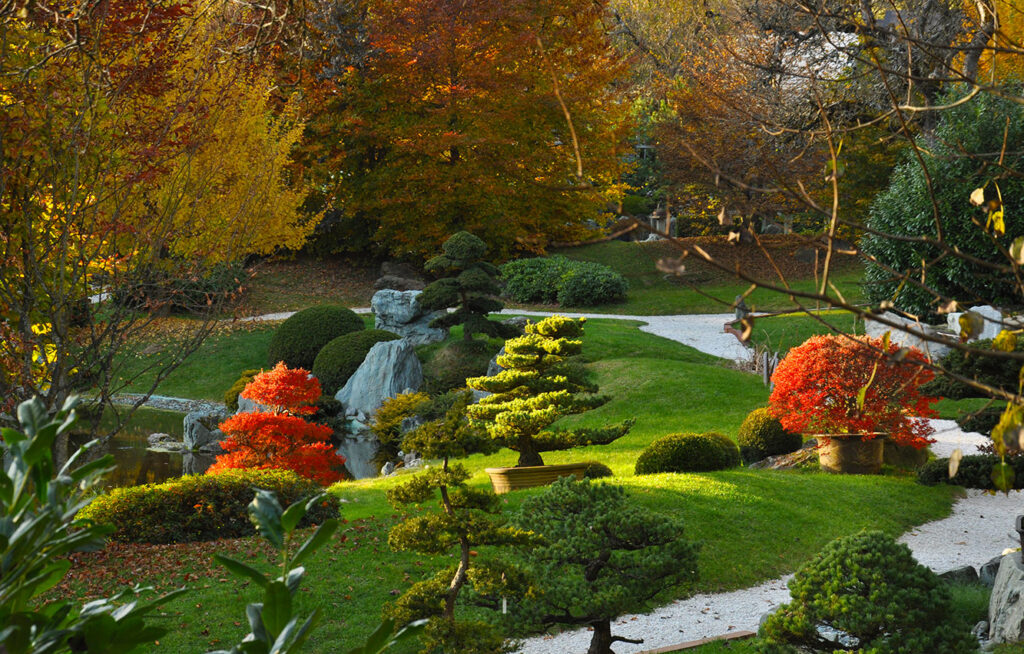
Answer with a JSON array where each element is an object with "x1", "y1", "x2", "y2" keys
[
  {"x1": 209, "y1": 363, "x2": 347, "y2": 485},
  {"x1": 304, "y1": 0, "x2": 632, "y2": 259},
  {"x1": 0, "y1": 1, "x2": 314, "y2": 428}
]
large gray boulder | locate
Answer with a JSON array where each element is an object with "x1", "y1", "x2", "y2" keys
[
  {"x1": 337, "y1": 419, "x2": 380, "y2": 479},
  {"x1": 335, "y1": 339, "x2": 423, "y2": 420},
  {"x1": 864, "y1": 311, "x2": 954, "y2": 362},
  {"x1": 990, "y1": 552, "x2": 1024, "y2": 643},
  {"x1": 236, "y1": 395, "x2": 271, "y2": 414},
  {"x1": 183, "y1": 408, "x2": 230, "y2": 451},
  {"x1": 372, "y1": 289, "x2": 447, "y2": 345}
]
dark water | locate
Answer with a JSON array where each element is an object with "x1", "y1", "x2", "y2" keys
[{"x1": 69, "y1": 406, "x2": 215, "y2": 488}]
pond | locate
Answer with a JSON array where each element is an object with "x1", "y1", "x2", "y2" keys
[{"x1": 70, "y1": 406, "x2": 214, "y2": 488}]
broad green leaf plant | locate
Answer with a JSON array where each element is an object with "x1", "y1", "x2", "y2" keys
[{"x1": 0, "y1": 397, "x2": 185, "y2": 654}]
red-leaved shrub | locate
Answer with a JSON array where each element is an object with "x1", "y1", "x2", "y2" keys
[
  {"x1": 208, "y1": 362, "x2": 347, "y2": 484},
  {"x1": 769, "y1": 335, "x2": 937, "y2": 448}
]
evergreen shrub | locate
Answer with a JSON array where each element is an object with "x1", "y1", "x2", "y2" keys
[
  {"x1": 634, "y1": 432, "x2": 740, "y2": 474},
  {"x1": 582, "y1": 461, "x2": 614, "y2": 479},
  {"x1": 500, "y1": 256, "x2": 627, "y2": 306},
  {"x1": 266, "y1": 305, "x2": 364, "y2": 369},
  {"x1": 921, "y1": 337, "x2": 1024, "y2": 400},
  {"x1": 757, "y1": 531, "x2": 977, "y2": 653},
  {"x1": 737, "y1": 407, "x2": 803, "y2": 463},
  {"x1": 78, "y1": 469, "x2": 339, "y2": 544},
  {"x1": 224, "y1": 369, "x2": 260, "y2": 411},
  {"x1": 312, "y1": 329, "x2": 400, "y2": 395},
  {"x1": 918, "y1": 454, "x2": 1024, "y2": 489}
]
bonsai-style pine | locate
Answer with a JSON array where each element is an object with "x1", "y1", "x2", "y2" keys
[
  {"x1": 757, "y1": 531, "x2": 976, "y2": 653},
  {"x1": 418, "y1": 232, "x2": 519, "y2": 342},
  {"x1": 208, "y1": 363, "x2": 347, "y2": 485},
  {"x1": 385, "y1": 392, "x2": 535, "y2": 654},
  {"x1": 516, "y1": 477, "x2": 699, "y2": 654},
  {"x1": 466, "y1": 315, "x2": 632, "y2": 467}
]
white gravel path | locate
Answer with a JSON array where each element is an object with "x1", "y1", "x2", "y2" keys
[{"x1": 225, "y1": 307, "x2": 1019, "y2": 653}]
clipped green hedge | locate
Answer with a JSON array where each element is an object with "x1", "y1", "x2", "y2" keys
[
  {"x1": 312, "y1": 329, "x2": 400, "y2": 395},
  {"x1": 737, "y1": 407, "x2": 803, "y2": 463},
  {"x1": 224, "y1": 369, "x2": 261, "y2": 411},
  {"x1": 267, "y1": 305, "x2": 365, "y2": 370},
  {"x1": 635, "y1": 432, "x2": 740, "y2": 474},
  {"x1": 921, "y1": 337, "x2": 1024, "y2": 400},
  {"x1": 500, "y1": 256, "x2": 627, "y2": 306},
  {"x1": 918, "y1": 454, "x2": 1024, "y2": 490},
  {"x1": 78, "y1": 469, "x2": 339, "y2": 544}
]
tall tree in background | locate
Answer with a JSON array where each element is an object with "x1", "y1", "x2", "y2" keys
[
  {"x1": 0, "y1": 0, "x2": 313, "y2": 425},
  {"x1": 306, "y1": 0, "x2": 631, "y2": 259}
]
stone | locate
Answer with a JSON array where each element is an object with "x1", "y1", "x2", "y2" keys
[
  {"x1": 371, "y1": 289, "x2": 448, "y2": 345},
  {"x1": 948, "y1": 305, "x2": 1005, "y2": 341},
  {"x1": 939, "y1": 565, "x2": 979, "y2": 584},
  {"x1": 337, "y1": 420, "x2": 380, "y2": 479},
  {"x1": 236, "y1": 395, "x2": 271, "y2": 414},
  {"x1": 989, "y1": 552, "x2": 1024, "y2": 643},
  {"x1": 183, "y1": 408, "x2": 230, "y2": 451},
  {"x1": 794, "y1": 247, "x2": 819, "y2": 264},
  {"x1": 374, "y1": 274, "x2": 425, "y2": 291},
  {"x1": 974, "y1": 621, "x2": 990, "y2": 640},
  {"x1": 983, "y1": 556, "x2": 1005, "y2": 586},
  {"x1": 147, "y1": 433, "x2": 186, "y2": 452},
  {"x1": 335, "y1": 339, "x2": 424, "y2": 419},
  {"x1": 381, "y1": 461, "x2": 396, "y2": 476},
  {"x1": 502, "y1": 316, "x2": 530, "y2": 332},
  {"x1": 864, "y1": 311, "x2": 954, "y2": 362}
]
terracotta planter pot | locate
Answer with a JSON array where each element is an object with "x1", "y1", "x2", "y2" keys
[
  {"x1": 485, "y1": 463, "x2": 588, "y2": 494},
  {"x1": 816, "y1": 434, "x2": 886, "y2": 474}
]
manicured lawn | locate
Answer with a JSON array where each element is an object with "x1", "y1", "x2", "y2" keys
[
  {"x1": 745, "y1": 310, "x2": 863, "y2": 356},
  {"x1": 68, "y1": 314, "x2": 960, "y2": 653}
]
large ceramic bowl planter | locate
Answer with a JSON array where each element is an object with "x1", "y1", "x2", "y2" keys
[
  {"x1": 485, "y1": 463, "x2": 588, "y2": 494},
  {"x1": 816, "y1": 434, "x2": 887, "y2": 474}
]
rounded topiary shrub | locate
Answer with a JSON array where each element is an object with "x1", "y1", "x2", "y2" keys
[
  {"x1": 582, "y1": 461, "x2": 614, "y2": 479},
  {"x1": 757, "y1": 531, "x2": 977, "y2": 653},
  {"x1": 634, "y1": 432, "x2": 740, "y2": 474},
  {"x1": 737, "y1": 407, "x2": 803, "y2": 463},
  {"x1": 312, "y1": 329, "x2": 400, "y2": 395},
  {"x1": 78, "y1": 469, "x2": 339, "y2": 544},
  {"x1": 267, "y1": 305, "x2": 365, "y2": 369},
  {"x1": 499, "y1": 256, "x2": 628, "y2": 307}
]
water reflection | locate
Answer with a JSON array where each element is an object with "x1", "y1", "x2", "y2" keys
[{"x1": 69, "y1": 406, "x2": 215, "y2": 488}]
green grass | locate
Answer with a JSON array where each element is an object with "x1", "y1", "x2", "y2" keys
[
  {"x1": 68, "y1": 315, "x2": 963, "y2": 653},
  {"x1": 536, "y1": 240, "x2": 866, "y2": 316}
]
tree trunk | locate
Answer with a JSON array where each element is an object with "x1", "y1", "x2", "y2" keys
[
  {"x1": 587, "y1": 621, "x2": 615, "y2": 654},
  {"x1": 516, "y1": 438, "x2": 544, "y2": 467}
]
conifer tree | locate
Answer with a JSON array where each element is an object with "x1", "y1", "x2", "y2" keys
[
  {"x1": 385, "y1": 392, "x2": 535, "y2": 654},
  {"x1": 517, "y1": 478, "x2": 699, "y2": 654},
  {"x1": 466, "y1": 316, "x2": 631, "y2": 467},
  {"x1": 419, "y1": 232, "x2": 519, "y2": 342}
]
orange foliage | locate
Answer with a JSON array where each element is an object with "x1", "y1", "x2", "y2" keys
[{"x1": 209, "y1": 364, "x2": 346, "y2": 485}]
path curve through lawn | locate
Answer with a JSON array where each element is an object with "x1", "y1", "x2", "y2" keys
[{"x1": 176, "y1": 309, "x2": 1018, "y2": 651}]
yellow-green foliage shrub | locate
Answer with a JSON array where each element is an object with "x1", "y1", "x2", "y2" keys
[
  {"x1": 737, "y1": 407, "x2": 803, "y2": 463},
  {"x1": 79, "y1": 469, "x2": 339, "y2": 544}
]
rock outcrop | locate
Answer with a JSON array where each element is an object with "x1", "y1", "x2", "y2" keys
[{"x1": 372, "y1": 289, "x2": 447, "y2": 345}]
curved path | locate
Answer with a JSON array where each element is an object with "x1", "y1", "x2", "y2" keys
[{"x1": 192, "y1": 308, "x2": 1017, "y2": 651}]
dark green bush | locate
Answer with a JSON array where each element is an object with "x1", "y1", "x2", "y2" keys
[
  {"x1": 634, "y1": 432, "x2": 740, "y2": 474},
  {"x1": 861, "y1": 88, "x2": 1024, "y2": 317},
  {"x1": 757, "y1": 531, "x2": 977, "y2": 653},
  {"x1": 918, "y1": 454, "x2": 1024, "y2": 489},
  {"x1": 422, "y1": 340, "x2": 499, "y2": 394},
  {"x1": 78, "y1": 469, "x2": 339, "y2": 544},
  {"x1": 312, "y1": 329, "x2": 400, "y2": 395},
  {"x1": 921, "y1": 338, "x2": 1024, "y2": 400},
  {"x1": 956, "y1": 407, "x2": 1002, "y2": 436},
  {"x1": 500, "y1": 257, "x2": 563, "y2": 304},
  {"x1": 737, "y1": 407, "x2": 803, "y2": 463},
  {"x1": 266, "y1": 305, "x2": 365, "y2": 370},
  {"x1": 500, "y1": 256, "x2": 627, "y2": 306},
  {"x1": 224, "y1": 369, "x2": 260, "y2": 411},
  {"x1": 581, "y1": 461, "x2": 614, "y2": 479}
]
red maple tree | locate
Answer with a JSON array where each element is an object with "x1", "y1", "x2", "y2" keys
[
  {"x1": 769, "y1": 335, "x2": 938, "y2": 448},
  {"x1": 208, "y1": 363, "x2": 346, "y2": 485}
]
